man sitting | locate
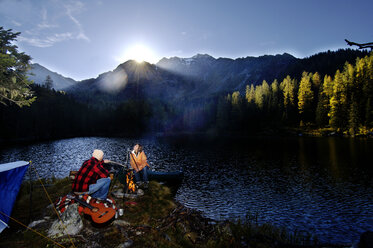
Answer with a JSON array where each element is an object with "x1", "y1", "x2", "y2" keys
[{"x1": 72, "y1": 149, "x2": 111, "y2": 200}]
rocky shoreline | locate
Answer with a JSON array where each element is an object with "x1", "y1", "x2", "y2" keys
[{"x1": 0, "y1": 178, "x2": 365, "y2": 248}]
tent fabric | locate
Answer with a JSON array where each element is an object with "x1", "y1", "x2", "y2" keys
[
  {"x1": 0, "y1": 161, "x2": 29, "y2": 233},
  {"x1": 0, "y1": 161, "x2": 29, "y2": 173}
]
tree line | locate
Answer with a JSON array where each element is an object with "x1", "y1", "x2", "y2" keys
[
  {"x1": 0, "y1": 82, "x2": 164, "y2": 143},
  {"x1": 219, "y1": 52, "x2": 373, "y2": 136},
  {"x1": 2, "y1": 26, "x2": 372, "y2": 143}
]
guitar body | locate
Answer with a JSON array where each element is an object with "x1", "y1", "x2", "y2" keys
[
  {"x1": 73, "y1": 195, "x2": 117, "y2": 224},
  {"x1": 81, "y1": 201, "x2": 116, "y2": 224}
]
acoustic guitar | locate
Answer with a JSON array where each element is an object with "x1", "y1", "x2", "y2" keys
[{"x1": 73, "y1": 196, "x2": 116, "y2": 224}]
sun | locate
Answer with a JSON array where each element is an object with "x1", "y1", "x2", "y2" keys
[{"x1": 122, "y1": 44, "x2": 157, "y2": 63}]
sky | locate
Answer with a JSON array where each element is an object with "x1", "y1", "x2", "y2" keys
[{"x1": 1, "y1": 0, "x2": 372, "y2": 81}]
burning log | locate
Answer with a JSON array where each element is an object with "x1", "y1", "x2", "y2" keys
[{"x1": 125, "y1": 170, "x2": 137, "y2": 194}]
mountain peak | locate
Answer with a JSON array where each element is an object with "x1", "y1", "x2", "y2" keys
[
  {"x1": 191, "y1": 53, "x2": 215, "y2": 60},
  {"x1": 29, "y1": 63, "x2": 76, "y2": 90}
]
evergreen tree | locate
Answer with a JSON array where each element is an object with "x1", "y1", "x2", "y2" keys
[
  {"x1": 311, "y1": 72, "x2": 321, "y2": 119},
  {"x1": 358, "y1": 54, "x2": 373, "y2": 126},
  {"x1": 254, "y1": 85, "x2": 264, "y2": 109},
  {"x1": 261, "y1": 80, "x2": 270, "y2": 111},
  {"x1": 44, "y1": 75, "x2": 53, "y2": 89},
  {"x1": 0, "y1": 27, "x2": 35, "y2": 107},
  {"x1": 348, "y1": 96, "x2": 359, "y2": 136},
  {"x1": 329, "y1": 70, "x2": 348, "y2": 130},
  {"x1": 311, "y1": 72, "x2": 321, "y2": 89},
  {"x1": 226, "y1": 93, "x2": 232, "y2": 103},
  {"x1": 246, "y1": 84, "x2": 255, "y2": 103},
  {"x1": 280, "y1": 75, "x2": 296, "y2": 108},
  {"x1": 269, "y1": 79, "x2": 280, "y2": 111},
  {"x1": 280, "y1": 75, "x2": 296, "y2": 120},
  {"x1": 323, "y1": 75, "x2": 334, "y2": 98},
  {"x1": 366, "y1": 98, "x2": 372, "y2": 127},
  {"x1": 231, "y1": 91, "x2": 241, "y2": 106},
  {"x1": 230, "y1": 91, "x2": 244, "y2": 130},
  {"x1": 366, "y1": 53, "x2": 373, "y2": 126},
  {"x1": 298, "y1": 71, "x2": 314, "y2": 118},
  {"x1": 315, "y1": 75, "x2": 333, "y2": 126}
]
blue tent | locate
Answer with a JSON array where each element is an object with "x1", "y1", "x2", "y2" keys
[{"x1": 0, "y1": 161, "x2": 29, "y2": 233}]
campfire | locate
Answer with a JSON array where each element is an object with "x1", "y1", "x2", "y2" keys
[{"x1": 125, "y1": 170, "x2": 137, "y2": 194}]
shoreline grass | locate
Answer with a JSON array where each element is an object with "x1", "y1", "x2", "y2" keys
[{"x1": 0, "y1": 178, "x2": 350, "y2": 248}]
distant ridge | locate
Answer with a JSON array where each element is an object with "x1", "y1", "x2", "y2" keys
[
  {"x1": 28, "y1": 63, "x2": 77, "y2": 90},
  {"x1": 29, "y1": 49, "x2": 369, "y2": 107}
]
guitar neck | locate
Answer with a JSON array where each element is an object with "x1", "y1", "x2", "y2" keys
[{"x1": 73, "y1": 197, "x2": 94, "y2": 210}]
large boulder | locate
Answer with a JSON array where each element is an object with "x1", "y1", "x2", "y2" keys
[{"x1": 48, "y1": 203, "x2": 83, "y2": 238}]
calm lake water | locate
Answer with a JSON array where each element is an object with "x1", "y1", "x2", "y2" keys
[{"x1": 0, "y1": 136, "x2": 372, "y2": 244}]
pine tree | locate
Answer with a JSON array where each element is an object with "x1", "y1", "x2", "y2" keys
[
  {"x1": 44, "y1": 75, "x2": 53, "y2": 89},
  {"x1": 270, "y1": 79, "x2": 280, "y2": 111},
  {"x1": 315, "y1": 75, "x2": 333, "y2": 126},
  {"x1": 261, "y1": 80, "x2": 270, "y2": 110},
  {"x1": 0, "y1": 27, "x2": 35, "y2": 107},
  {"x1": 366, "y1": 98, "x2": 372, "y2": 127},
  {"x1": 226, "y1": 93, "x2": 232, "y2": 103},
  {"x1": 254, "y1": 85, "x2": 264, "y2": 109},
  {"x1": 323, "y1": 75, "x2": 334, "y2": 98},
  {"x1": 366, "y1": 54, "x2": 373, "y2": 126},
  {"x1": 280, "y1": 75, "x2": 295, "y2": 108},
  {"x1": 348, "y1": 96, "x2": 359, "y2": 136},
  {"x1": 311, "y1": 72, "x2": 321, "y2": 89},
  {"x1": 246, "y1": 84, "x2": 255, "y2": 103},
  {"x1": 329, "y1": 70, "x2": 348, "y2": 130},
  {"x1": 298, "y1": 72, "x2": 314, "y2": 122},
  {"x1": 231, "y1": 91, "x2": 243, "y2": 129},
  {"x1": 231, "y1": 91, "x2": 241, "y2": 106},
  {"x1": 311, "y1": 72, "x2": 321, "y2": 104},
  {"x1": 358, "y1": 54, "x2": 373, "y2": 126},
  {"x1": 280, "y1": 75, "x2": 296, "y2": 120}
]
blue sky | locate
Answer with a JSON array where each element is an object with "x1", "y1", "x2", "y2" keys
[{"x1": 1, "y1": 0, "x2": 372, "y2": 80}]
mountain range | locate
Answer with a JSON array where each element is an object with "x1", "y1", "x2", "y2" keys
[
  {"x1": 29, "y1": 49, "x2": 368, "y2": 105},
  {"x1": 28, "y1": 63, "x2": 76, "y2": 90}
]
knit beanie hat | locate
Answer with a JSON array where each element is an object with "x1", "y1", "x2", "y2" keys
[{"x1": 92, "y1": 149, "x2": 104, "y2": 161}]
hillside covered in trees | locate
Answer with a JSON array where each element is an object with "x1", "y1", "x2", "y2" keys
[
  {"x1": 223, "y1": 52, "x2": 373, "y2": 136},
  {"x1": 1, "y1": 34, "x2": 372, "y2": 144}
]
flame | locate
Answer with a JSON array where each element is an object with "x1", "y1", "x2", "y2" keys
[{"x1": 126, "y1": 171, "x2": 136, "y2": 193}]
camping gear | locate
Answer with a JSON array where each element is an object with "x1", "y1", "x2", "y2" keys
[{"x1": 0, "y1": 161, "x2": 30, "y2": 233}]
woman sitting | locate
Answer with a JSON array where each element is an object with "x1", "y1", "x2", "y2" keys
[{"x1": 129, "y1": 144, "x2": 149, "y2": 185}]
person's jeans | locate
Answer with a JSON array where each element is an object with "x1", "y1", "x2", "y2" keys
[
  {"x1": 88, "y1": 177, "x2": 111, "y2": 200},
  {"x1": 134, "y1": 166, "x2": 149, "y2": 182}
]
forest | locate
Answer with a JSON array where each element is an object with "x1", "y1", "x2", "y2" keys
[
  {"x1": 220, "y1": 51, "x2": 373, "y2": 136},
  {"x1": 1, "y1": 51, "x2": 372, "y2": 144},
  {"x1": 1, "y1": 27, "x2": 372, "y2": 143}
]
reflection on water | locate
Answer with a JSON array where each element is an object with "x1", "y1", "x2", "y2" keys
[{"x1": 0, "y1": 136, "x2": 372, "y2": 244}]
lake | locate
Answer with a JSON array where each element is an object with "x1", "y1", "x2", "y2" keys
[{"x1": 0, "y1": 136, "x2": 372, "y2": 245}]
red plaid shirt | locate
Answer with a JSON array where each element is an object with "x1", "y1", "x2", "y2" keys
[{"x1": 72, "y1": 157, "x2": 109, "y2": 192}]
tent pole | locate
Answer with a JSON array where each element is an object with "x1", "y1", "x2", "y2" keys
[{"x1": 28, "y1": 166, "x2": 33, "y2": 223}]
